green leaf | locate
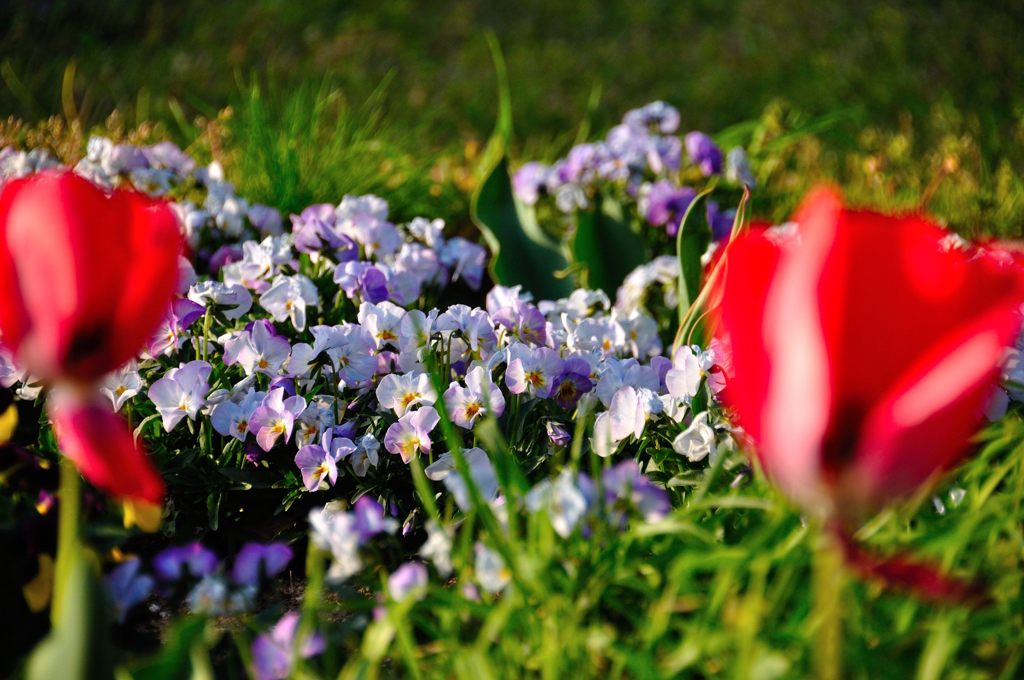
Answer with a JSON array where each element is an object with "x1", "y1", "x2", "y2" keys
[
  {"x1": 27, "y1": 548, "x2": 114, "y2": 680},
  {"x1": 569, "y1": 194, "x2": 650, "y2": 296},
  {"x1": 673, "y1": 185, "x2": 716, "y2": 349},
  {"x1": 470, "y1": 33, "x2": 572, "y2": 300}
]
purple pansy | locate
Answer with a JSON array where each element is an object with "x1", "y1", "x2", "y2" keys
[
  {"x1": 251, "y1": 612, "x2": 326, "y2": 680},
  {"x1": 384, "y1": 406, "x2": 440, "y2": 463},
  {"x1": 104, "y1": 558, "x2": 154, "y2": 623},
  {"x1": 334, "y1": 261, "x2": 389, "y2": 303},
  {"x1": 294, "y1": 426, "x2": 356, "y2": 491},
  {"x1": 248, "y1": 387, "x2": 307, "y2": 451},
  {"x1": 642, "y1": 180, "x2": 697, "y2": 237},
  {"x1": 684, "y1": 131, "x2": 723, "y2": 176},
  {"x1": 512, "y1": 162, "x2": 550, "y2": 205},
  {"x1": 232, "y1": 542, "x2": 294, "y2": 586},
  {"x1": 549, "y1": 357, "x2": 594, "y2": 409},
  {"x1": 388, "y1": 562, "x2": 428, "y2": 601},
  {"x1": 154, "y1": 542, "x2": 219, "y2": 581}
]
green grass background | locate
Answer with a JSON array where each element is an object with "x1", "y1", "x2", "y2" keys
[{"x1": 3, "y1": 0, "x2": 1024, "y2": 234}]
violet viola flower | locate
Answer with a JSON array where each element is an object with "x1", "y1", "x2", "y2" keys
[
  {"x1": 425, "y1": 447, "x2": 498, "y2": 511},
  {"x1": 251, "y1": 611, "x2": 326, "y2": 680},
  {"x1": 376, "y1": 371, "x2": 437, "y2": 417},
  {"x1": 145, "y1": 140, "x2": 195, "y2": 174},
  {"x1": 154, "y1": 542, "x2": 219, "y2": 581},
  {"x1": 440, "y1": 237, "x2": 487, "y2": 291},
  {"x1": 232, "y1": 542, "x2": 293, "y2": 586},
  {"x1": 602, "y1": 460, "x2": 670, "y2": 527},
  {"x1": 642, "y1": 180, "x2": 697, "y2": 237},
  {"x1": 388, "y1": 562, "x2": 428, "y2": 601},
  {"x1": 210, "y1": 388, "x2": 265, "y2": 442},
  {"x1": 546, "y1": 421, "x2": 571, "y2": 448},
  {"x1": 623, "y1": 100, "x2": 681, "y2": 134},
  {"x1": 249, "y1": 387, "x2": 307, "y2": 451},
  {"x1": 268, "y1": 376, "x2": 296, "y2": 397},
  {"x1": 294, "y1": 426, "x2": 356, "y2": 491},
  {"x1": 104, "y1": 558, "x2": 154, "y2": 623},
  {"x1": 208, "y1": 244, "x2": 243, "y2": 274},
  {"x1": 444, "y1": 365, "x2": 505, "y2": 429},
  {"x1": 358, "y1": 300, "x2": 405, "y2": 350},
  {"x1": 492, "y1": 300, "x2": 547, "y2": 345},
  {"x1": 248, "y1": 204, "x2": 283, "y2": 236},
  {"x1": 147, "y1": 360, "x2": 212, "y2": 432},
  {"x1": 259, "y1": 274, "x2": 319, "y2": 332},
  {"x1": 352, "y1": 496, "x2": 398, "y2": 541},
  {"x1": 224, "y1": 319, "x2": 291, "y2": 376},
  {"x1": 384, "y1": 406, "x2": 440, "y2": 463},
  {"x1": 505, "y1": 346, "x2": 562, "y2": 399},
  {"x1": 684, "y1": 131, "x2": 723, "y2": 176},
  {"x1": 435, "y1": 305, "x2": 498, "y2": 357},
  {"x1": 100, "y1": 360, "x2": 142, "y2": 413},
  {"x1": 300, "y1": 202, "x2": 336, "y2": 225},
  {"x1": 350, "y1": 434, "x2": 380, "y2": 477},
  {"x1": 334, "y1": 261, "x2": 389, "y2": 304},
  {"x1": 549, "y1": 357, "x2": 594, "y2": 410},
  {"x1": 147, "y1": 297, "x2": 206, "y2": 356},
  {"x1": 705, "y1": 200, "x2": 735, "y2": 242},
  {"x1": 512, "y1": 162, "x2": 550, "y2": 205},
  {"x1": 291, "y1": 213, "x2": 344, "y2": 254},
  {"x1": 188, "y1": 280, "x2": 252, "y2": 320}
]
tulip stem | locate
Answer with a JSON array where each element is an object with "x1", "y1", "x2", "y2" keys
[
  {"x1": 812, "y1": 526, "x2": 844, "y2": 680},
  {"x1": 52, "y1": 456, "x2": 82, "y2": 625}
]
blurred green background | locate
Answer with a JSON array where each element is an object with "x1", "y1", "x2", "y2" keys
[{"x1": 2, "y1": 0, "x2": 1023, "y2": 233}]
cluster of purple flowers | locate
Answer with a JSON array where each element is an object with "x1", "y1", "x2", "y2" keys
[
  {"x1": 103, "y1": 540, "x2": 292, "y2": 622},
  {"x1": 511, "y1": 101, "x2": 756, "y2": 239}
]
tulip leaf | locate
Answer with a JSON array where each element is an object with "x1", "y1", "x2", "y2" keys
[
  {"x1": 470, "y1": 33, "x2": 572, "y2": 301},
  {"x1": 26, "y1": 547, "x2": 114, "y2": 680},
  {"x1": 569, "y1": 194, "x2": 650, "y2": 296},
  {"x1": 674, "y1": 185, "x2": 716, "y2": 348}
]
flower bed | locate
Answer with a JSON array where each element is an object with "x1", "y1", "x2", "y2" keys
[{"x1": 2, "y1": 101, "x2": 1024, "y2": 679}]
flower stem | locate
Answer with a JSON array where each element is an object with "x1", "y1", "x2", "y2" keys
[
  {"x1": 812, "y1": 526, "x2": 844, "y2": 680},
  {"x1": 52, "y1": 456, "x2": 81, "y2": 625}
]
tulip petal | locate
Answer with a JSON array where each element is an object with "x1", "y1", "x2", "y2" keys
[
  {"x1": 107, "y1": 188, "x2": 183, "y2": 372},
  {"x1": 49, "y1": 394, "x2": 165, "y2": 505},
  {"x1": 833, "y1": 526, "x2": 984, "y2": 603},
  {"x1": 0, "y1": 185, "x2": 30, "y2": 350},
  {"x1": 815, "y1": 206, "x2": 1024, "y2": 466},
  {"x1": 846, "y1": 304, "x2": 1023, "y2": 508},
  {"x1": 0, "y1": 171, "x2": 181, "y2": 382}
]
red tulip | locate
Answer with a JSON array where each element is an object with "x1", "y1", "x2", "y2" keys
[
  {"x1": 0, "y1": 169, "x2": 181, "y2": 510},
  {"x1": 714, "y1": 187, "x2": 1024, "y2": 518},
  {"x1": 48, "y1": 393, "x2": 165, "y2": 505},
  {"x1": 0, "y1": 170, "x2": 182, "y2": 384}
]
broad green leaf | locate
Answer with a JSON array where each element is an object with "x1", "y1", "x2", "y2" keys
[
  {"x1": 470, "y1": 34, "x2": 572, "y2": 301},
  {"x1": 569, "y1": 194, "x2": 650, "y2": 296}
]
